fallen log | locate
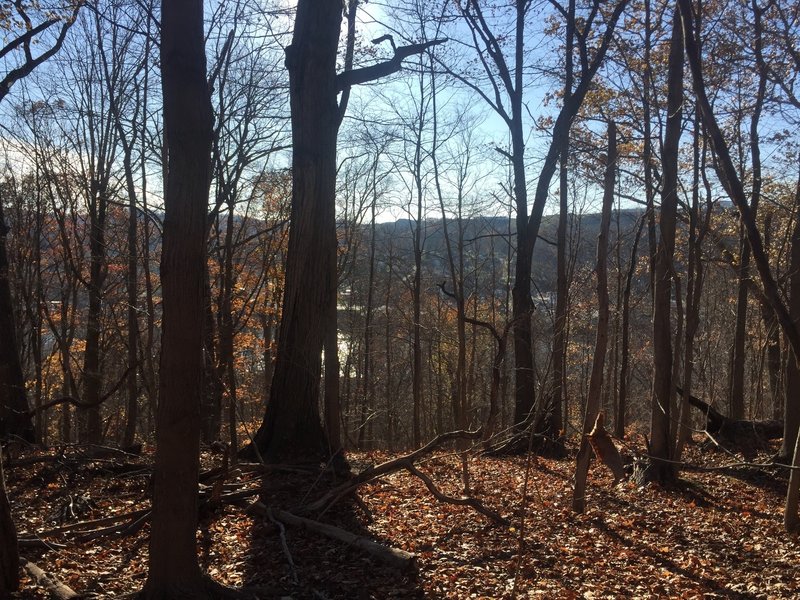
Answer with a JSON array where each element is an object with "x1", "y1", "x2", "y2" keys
[
  {"x1": 21, "y1": 559, "x2": 80, "y2": 599},
  {"x1": 677, "y1": 387, "x2": 783, "y2": 456},
  {"x1": 247, "y1": 502, "x2": 416, "y2": 571}
]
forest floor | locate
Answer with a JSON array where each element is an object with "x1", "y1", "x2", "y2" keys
[{"x1": 5, "y1": 438, "x2": 800, "y2": 599}]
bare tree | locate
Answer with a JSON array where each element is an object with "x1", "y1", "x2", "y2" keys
[
  {"x1": 451, "y1": 0, "x2": 628, "y2": 442},
  {"x1": 242, "y1": 1, "x2": 443, "y2": 462},
  {"x1": 648, "y1": 5, "x2": 683, "y2": 482},
  {"x1": 573, "y1": 122, "x2": 616, "y2": 512},
  {"x1": 142, "y1": 0, "x2": 215, "y2": 593}
]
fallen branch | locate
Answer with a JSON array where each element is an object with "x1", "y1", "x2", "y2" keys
[
  {"x1": 248, "y1": 502, "x2": 415, "y2": 571},
  {"x1": 266, "y1": 507, "x2": 298, "y2": 584},
  {"x1": 37, "y1": 508, "x2": 150, "y2": 536},
  {"x1": 677, "y1": 387, "x2": 783, "y2": 442},
  {"x1": 17, "y1": 538, "x2": 67, "y2": 550},
  {"x1": 72, "y1": 511, "x2": 149, "y2": 543},
  {"x1": 405, "y1": 463, "x2": 508, "y2": 525},
  {"x1": 21, "y1": 559, "x2": 80, "y2": 599},
  {"x1": 304, "y1": 429, "x2": 482, "y2": 514}
]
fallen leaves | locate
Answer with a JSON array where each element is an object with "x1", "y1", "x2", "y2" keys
[{"x1": 5, "y1": 443, "x2": 800, "y2": 598}]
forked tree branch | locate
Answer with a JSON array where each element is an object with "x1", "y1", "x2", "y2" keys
[{"x1": 335, "y1": 38, "x2": 448, "y2": 92}]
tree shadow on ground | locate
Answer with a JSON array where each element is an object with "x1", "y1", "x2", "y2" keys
[
  {"x1": 240, "y1": 467, "x2": 424, "y2": 599},
  {"x1": 593, "y1": 518, "x2": 759, "y2": 599}
]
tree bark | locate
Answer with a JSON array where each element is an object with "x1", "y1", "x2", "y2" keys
[
  {"x1": 552, "y1": 0, "x2": 575, "y2": 438},
  {"x1": 0, "y1": 450, "x2": 19, "y2": 595},
  {"x1": 616, "y1": 216, "x2": 644, "y2": 438},
  {"x1": 143, "y1": 0, "x2": 214, "y2": 593},
  {"x1": 780, "y1": 176, "x2": 800, "y2": 460},
  {"x1": 0, "y1": 200, "x2": 34, "y2": 443},
  {"x1": 573, "y1": 122, "x2": 616, "y2": 513},
  {"x1": 242, "y1": 1, "x2": 341, "y2": 462},
  {"x1": 648, "y1": 6, "x2": 683, "y2": 482}
]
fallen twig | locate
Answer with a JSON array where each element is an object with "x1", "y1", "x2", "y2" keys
[
  {"x1": 266, "y1": 507, "x2": 299, "y2": 584},
  {"x1": 40, "y1": 508, "x2": 150, "y2": 536}
]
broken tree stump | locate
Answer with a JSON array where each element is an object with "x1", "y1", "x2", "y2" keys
[{"x1": 588, "y1": 412, "x2": 626, "y2": 483}]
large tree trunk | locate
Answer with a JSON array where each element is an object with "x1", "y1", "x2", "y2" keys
[
  {"x1": 573, "y1": 122, "x2": 616, "y2": 513},
  {"x1": 143, "y1": 0, "x2": 214, "y2": 593},
  {"x1": 780, "y1": 177, "x2": 800, "y2": 461},
  {"x1": 0, "y1": 450, "x2": 19, "y2": 595},
  {"x1": 0, "y1": 200, "x2": 34, "y2": 443},
  {"x1": 649, "y1": 6, "x2": 683, "y2": 482},
  {"x1": 242, "y1": 2, "x2": 341, "y2": 462}
]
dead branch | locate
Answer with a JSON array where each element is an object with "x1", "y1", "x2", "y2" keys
[
  {"x1": 17, "y1": 538, "x2": 67, "y2": 550},
  {"x1": 677, "y1": 387, "x2": 783, "y2": 443},
  {"x1": 266, "y1": 507, "x2": 298, "y2": 584},
  {"x1": 303, "y1": 429, "x2": 482, "y2": 514},
  {"x1": 21, "y1": 559, "x2": 80, "y2": 599},
  {"x1": 72, "y1": 511, "x2": 149, "y2": 543},
  {"x1": 404, "y1": 463, "x2": 508, "y2": 525},
  {"x1": 39, "y1": 508, "x2": 150, "y2": 536},
  {"x1": 248, "y1": 502, "x2": 416, "y2": 571}
]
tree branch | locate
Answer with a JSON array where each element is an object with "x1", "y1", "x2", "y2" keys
[{"x1": 335, "y1": 38, "x2": 448, "y2": 92}]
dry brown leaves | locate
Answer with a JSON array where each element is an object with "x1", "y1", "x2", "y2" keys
[{"x1": 5, "y1": 442, "x2": 800, "y2": 598}]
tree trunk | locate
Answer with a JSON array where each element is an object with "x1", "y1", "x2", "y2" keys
[
  {"x1": 0, "y1": 450, "x2": 19, "y2": 595},
  {"x1": 220, "y1": 204, "x2": 238, "y2": 461},
  {"x1": 675, "y1": 110, "x2": 709, "y2": 463},
  {"x1": 780, "y1": 177, "x2": 800, "y2": 460},
  {"x1": 412, "y1": 128, "x2": 425, "y2": 447},
  {"x1": 552, "y1": 0, "x2": 574, "y2": 437},
  {"x1": 202, "y1": 272, "x2": 222, "y2": 443},
  {"x1": 360, "y1": 199, "x2": 377, "y2": 450},
  {"x1": 242, "y1": 2, "x2": 341, "y2": 462},
  {"x1": 729, "y1": 234, "x2": 750, "y2": 420},
  {"x1": 80, "y1": 178, "x2": 108, "y2": 445},
  {"x1": 649, "y1": 6, "x2": 683, "y2": 482},
  {"x1": 573, "y1": 122, "x2": 616, "y2": 513},
  {"x1": 616, "y1": 216, "x2": 644, "y2": 438},
  {"x1": 0, "y1": 199, "x2": 34, "y2": 443},
  {"x1": 785, "y1": 425, "x2": 800, "y2": 531},
  {"x1": 143, "y1": 0, "x2": 214, "y2": 593}
]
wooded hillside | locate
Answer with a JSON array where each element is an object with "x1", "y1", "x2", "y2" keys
[{"x1": 1, "y1": 0, "x2": 800, "y2": 597}]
